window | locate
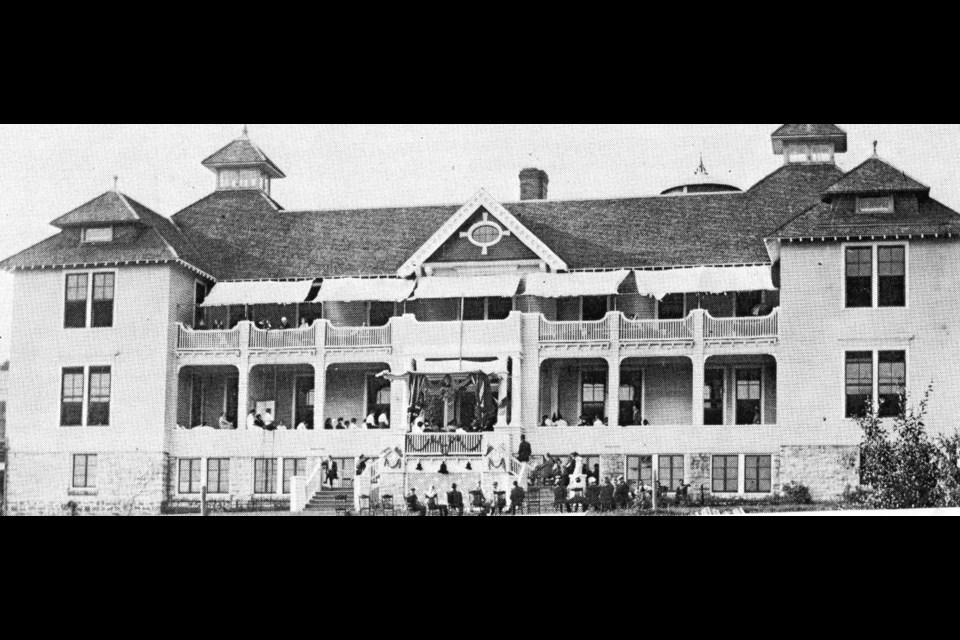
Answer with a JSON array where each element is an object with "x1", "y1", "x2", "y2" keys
[
  {"x1": 745, "y1": 455, "x2": 772, "y2": 494},
  {"x1": 658, "y1": 294, "x2": 685, "y2": 320},
  {"x1": 878, "y1": 246, "x2": 906, "y2": 307},
  {"x1": 369, "y1": 302, "x2": 395, "y2": 327},
  {"x1": 619, "y1": 371, "x2": 642, "y2": 426},
  {"x1": 194, "y1": 282, "x2": 208, "y2": 328},
  {"x1": 470, "y1": 223, "x2": 501, "y2": 246},
  {"x1": 846, "y1": 248, "x2": 873, "y2": 308},
  {"x1": 626, "y1": 455, "x2": 653, "y2": 488},
  {"x1": 254, "y1": 459, "x2": 277, "y2": 495},
  {"x1": 658, "y1": 455, "x2": 685, "y2": 492},
  {"x1": 91, "y1": 273, "x2": 115, "y2": 328},
  {"x1": 581, "y1": 371, "x2": 607, "y2": 422},
  {"x1": 786, "y1": 144, "x2": 811, "y2": 163},
  {"x1": 72, "y1": 454, "x2": 97, "y2": 489},
  {"x1": 487, "y1": 297, "x2": 513, "y2": 321},
  {"x1": 846, "y1": 352, "x2": 874, "y2": 419},
  {"x1": 878, "y1": 351, "x2": 907, "y2": 418},
  {"x1": 65, "y1": 274, "x2": 89, "y2": 328},
  {"x1": 712, "y1": 455, "x2": 739, "y2": 493},
  {"x1": 463, "y1": 298, "x2": 486, "y2": 321},
  {"x1": 87, "y1": 367, "x2": 111, "y2": 427},
  {"x1": 82, "y1": 226, "x2": 113, "y2": 243},
  {"x1": 283, "y1": 458, "x2": 307, "y2": 495},
  {"x1": 857, "y1": 196, "x2": 895, "y2": 214},
  {"x1": 61, "y1": 368, "x2": 85, "y2": 427},
  {"x1": 178, "y1": 459, "x2": 202, "y2": 494},
  {"x1": 735, "y1": 368, "x2": 762, "y2": 425},
  {"x1": 462, "y1": 298, "x2": 512, "y2": 322},
  {"x1": 207, "y1": 459, "x2": 230, "y2": 495},
  {"x1": 811, "y1": 145, "x2": 834, "y2": 164}
]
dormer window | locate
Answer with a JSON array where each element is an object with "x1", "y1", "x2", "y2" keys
[
  {"x1": 857, "y1": 196, "x2": 895, "y2": 214},
  {"x1": 82, "y1": 226, "x2": 113, "y2": 243}
]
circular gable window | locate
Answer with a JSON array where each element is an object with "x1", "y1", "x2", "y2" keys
[{"x1": 469, "y1": 222, "x2": 504, "y2": 249}]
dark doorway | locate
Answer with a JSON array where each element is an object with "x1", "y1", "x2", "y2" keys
[
  {"x1": 704, "y1": 369, "x2": 724, "y2": 426},
  {"x1": 582, "y1": 296, "x2": 609, "y2": 321}
]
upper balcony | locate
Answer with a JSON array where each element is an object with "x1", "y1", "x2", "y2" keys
[{"x1": 537, "y1": 309, "x2": 778, "y2": 356}]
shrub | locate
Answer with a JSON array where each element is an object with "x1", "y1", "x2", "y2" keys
[{"x1": 780, "y1": 483, "x2": 813, "y2": 505}]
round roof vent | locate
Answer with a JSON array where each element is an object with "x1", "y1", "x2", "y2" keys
[{"x1": 662, "y1": 157, "x2": 741, "y2": 196}]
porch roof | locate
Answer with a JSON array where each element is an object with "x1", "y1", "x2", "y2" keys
[
  {"x1": 411, "y1": 275, "x2": 522, "y2": 300},
  {"x1": 316, "y1": 277, "x2": 415, "y2": 303},
  {"x1": 632, "y1": 265, "x2": 776, "y2": 301},
  {"x1": 522, "y1": 270, "x2": 630, "y2": 298},
  {"x1": 201, "y1": 280, "x2": 315, "y2": 307}
]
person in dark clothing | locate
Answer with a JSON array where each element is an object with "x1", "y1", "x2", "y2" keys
[
  {"x1": 405, "y1": 489, "x2": 427, "y2": 517},
  {"x1": 590, "y1": 464, "x2": 601, "y2": 482},
  {"x1": 447, "y1": 484, "x2": 465, "y2": 517},
  {"x1": 614, "y1": 477, "x2": 631, "y2": 510},
  {"x1": 517, "y1": 436, "x2": 532, "y2": 463},
  {"x1": 491, "y1": 483, "x2": 507, "y2": 516},
  {"x1": 553, "y1": 479, "x2": 570, "y2": 514},
  {"x1": 600, "y1": 478, "x2": 616, "y2": 512},
  {"x1": 324, "y1": 419, "x2": 334, "y2": 430},
  {"x1": 584, "y1": 478, "x2": 601, "y2": 513},
  {"x1": 674, "y1": 480, "x2": 692, "y2": 508},
  {"x1": 509, "y1": 482, "x2": 526, "y2": 516}
]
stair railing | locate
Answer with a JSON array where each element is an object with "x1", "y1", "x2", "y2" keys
[{"x1": 291, "y1": 459, "x2": 327, "y2": 513}]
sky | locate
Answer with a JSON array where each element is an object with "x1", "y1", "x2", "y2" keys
[{"x1": 1, "y1": 123, "x2": 959, "y2": 362}]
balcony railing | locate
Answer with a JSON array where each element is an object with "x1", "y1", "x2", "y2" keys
[
  {"x1": 539, "y1": 317, "x2": 611, "y2": 343},
  {"x1": 405, "y1": 433, "x2": 485, "y2": 456},
  {"x1": 704, "y1": 310, "x2": 779, "y2": 341},
  {"x1": 250, "y1": 325, "x2": 317, "y2": 350},
  {"x1": 620, "y1": 316, "x2": 694, "y2": 342},
  {"x1": 325, "y1": 324, "x2": 392, "y2": 349},
  {"x1": 177, "y1": 325, "x2": 241, "y2": 351}
]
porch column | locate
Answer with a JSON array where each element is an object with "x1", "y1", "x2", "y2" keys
[
  {"x1": 510, "y1": 353, "x2": 524, "y2": 427},
  {"x1": 691, "y1": 357, "x2": 705, "y2": 428},
  {"x1": 237, "y1": 321, "x2": 252, "y2": 425},
  {"x1": 606, "y1": 355, "x2": 621, "y2": 427},
  {"x1": 390, "y1": 376, "x2": 408, "y2": 431},
  {"x1": 497, "y1": 368, "x2": 509, "y2": 429},
  {"x1": 313, "y1": 360, "x2": 327, "y2": 430}
]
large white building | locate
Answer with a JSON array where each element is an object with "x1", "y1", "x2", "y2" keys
[{"x1": 2, "y1": 123, "x2": 958, "y2": 515}]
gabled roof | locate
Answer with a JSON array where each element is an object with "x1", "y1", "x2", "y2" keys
[
  {"x1": 171, "y1": 163, "x2": 845, "y2": 280},
  {"x1": 0, "y1": 192, "x2": 214, "y2": 278},
  {"x1": 201, "y1": 137, "x2": 285, "y2": 178},
  {"x1": 773, "y1": 124, "x2": 848, "y2": 153},
  {"x1": 823, "y1": 156, "x2": 929, "y2": 197},
  {"x1": 397, "y1": 189, "x2": 568, "y2": 276},
  {"x1": 51, "y1": 191, "x2": 143, "y2": 228}
]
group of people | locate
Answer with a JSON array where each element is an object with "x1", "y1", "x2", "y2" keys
[
  {"x1": 540, "y1": 408, "x2": 651, "y2": 428},
  {"x1": 408, "y1": 418, "x2": 495, "y2": 434},
  {"x1": 405, "y1": 480, "x2": 527, "y2": 517},
  {"x1": 193, "y1": 317, "x2": 314, "y2": 331},
  {"x1": 553, "y1": 475, "x2": 636, "y2": 513},
  {"x1": 323, "y1": 413, "x2": 391, "y2": 431}
]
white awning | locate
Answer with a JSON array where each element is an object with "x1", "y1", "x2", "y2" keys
[
  {"x1": 522, "y1": 270, "x2": 630, "y2": 298},
  {"x1": 633, "y1": 266, "x2": 776, "y2": 301},
  {"x1": 316, "y1": 278, "x2": 415, "y2": 303},
  {"x1": 412, "y1": 275, "x2": 522, "y2": 300},
  {"x1": 201, "y1": 280, "x2": 316, "y2": 307}
]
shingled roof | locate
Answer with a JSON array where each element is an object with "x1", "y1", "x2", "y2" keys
[
  {"x1": 202, "y1": 137, "x2": 285, "y2": 178},
  {"x1": 823, "y1": 156, "x2": 929, "y2": 197},
  {"x1": 171, "y1": 163, "x2": 845, "y2": 280},
  {"x1": 772, "y1": 197, "x2": 960, "y2": 240},
  {"x1": 0, "y1": 192, "x2": 214, "y2": 277}
]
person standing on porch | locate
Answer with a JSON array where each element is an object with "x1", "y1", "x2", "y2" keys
[
  {"x1": 447, "y1": 484, "x2": 464, "y2": 517},
  {"x1": 517, "y1": 436, "x2": 532, "y2": 464},
  {"x1": 246, "y1": 410, "x2": 257, "y2": 430},
  {"x1": 326, "y1": 457, "x2": 339, "y2": 489},
  {"x1": 366, "y1": 412, "x2": 377, "y2": 429},
  {"x1": 378, "y1": 412, "x2": 390, "y2": 429},
  {"x1": 218, "y1": 413, "x2": 234, "y2": 430},
  {"x1": 632, "y1": 406, "x2": 642, "y2": 426}
]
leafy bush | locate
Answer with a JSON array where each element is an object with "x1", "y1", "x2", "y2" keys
[
  {"x1": 858, "y1": 387, "x2": 960, "y2": 510},
  {"x1": 780, "y1": 483, "x2": 813, "y2": 505}
]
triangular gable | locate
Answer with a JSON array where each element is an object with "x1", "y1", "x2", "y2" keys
[{"x1": 397, "y1": 188, "x2": 567, "y2": 277}]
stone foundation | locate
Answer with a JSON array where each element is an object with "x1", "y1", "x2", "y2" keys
[
  {"x1": 5, "y1": 451, "x2": 168, "y2": 516},
  {"x1": 779, "y1": 445, "x2": 859, "y2": 501}
]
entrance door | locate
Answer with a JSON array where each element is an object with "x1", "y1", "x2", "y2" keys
[
  {"x1": 736, "y1": 368, "x2": 762, "y2": 425},
  {"x1": 704, "y1": 369, "x2": 724, "y2": 426},
  {"x1": 295, "y1": 376, "x2": 315, "y2": 429}
]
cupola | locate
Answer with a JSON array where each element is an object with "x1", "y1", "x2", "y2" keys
[
  {"x1": 202, "y1": 125, "x2": 285, "y2": 195},
  {"x1": 772, "y1": 124, "x2": 848, "y2": 165},
  {"x1": 661, "y1": 157, "x2": 741, "y2": 196}
]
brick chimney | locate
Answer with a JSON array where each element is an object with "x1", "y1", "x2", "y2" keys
[{"x1": 520, "y1": 168, "x2": 549, "y2": 201}]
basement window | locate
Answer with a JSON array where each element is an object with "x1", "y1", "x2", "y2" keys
[{"x1": 82, "y1": 226, "x2": 114, "y2": 243}]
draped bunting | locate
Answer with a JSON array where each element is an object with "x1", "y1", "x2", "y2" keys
[{"x1": 406, "y1": 371, "x2": 501, "y2": 430}]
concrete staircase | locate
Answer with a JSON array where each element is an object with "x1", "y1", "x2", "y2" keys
[{"x1": 304, "y1": 487, "x2": 352, "y2": 515}]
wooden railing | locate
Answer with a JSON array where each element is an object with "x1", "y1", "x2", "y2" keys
[
  {"x1": 177, "y1": 325, "x2": 241, "y2": 351},
  {"x1": 249, "y1": 325, "x2": 317, "y2": 350},
  {"x1": 620, "y1": 316, "x2": 694, "y2": 342},
  {"x1": 704, "y1": 310, "x2": 779, "y2": 341},
  {"x1": 326, "y1": 324, "x2": 392, "y2": 349},
  {"x1": 405, "y1": 433, "x2": 485, "y2": 456},
  {"x1": 539, "y1": 317, "x2": 611, "y2": 343}
]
